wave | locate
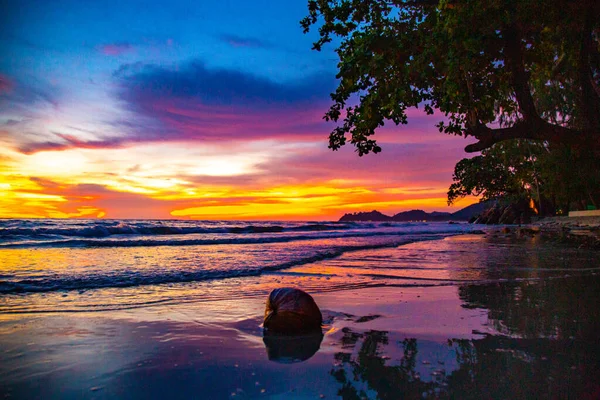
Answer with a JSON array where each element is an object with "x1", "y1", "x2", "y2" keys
[
  {"x1": 0, "y1": 221, "x2": 358, "y2": 239},
  {"x1": 0, "y1": 239, "x2": 422, "y2": 294},
  {"x1": 0, "y1": 229, "x2": 463, "y2": 249}
]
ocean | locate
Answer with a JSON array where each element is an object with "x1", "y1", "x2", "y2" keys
[
  {"x1": 2, "y1": 219, "x2": 600, "y2": 399},
  {"x1": 0, "y1": 219, "x2": 483, "y2": 313},
  {"x1": 2, "y1": 218, "x2": 598, "y2": 316}
]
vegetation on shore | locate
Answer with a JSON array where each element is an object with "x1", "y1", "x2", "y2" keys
[{"x1": 302, "y1": 0, "x2": 600, "y2": 215}]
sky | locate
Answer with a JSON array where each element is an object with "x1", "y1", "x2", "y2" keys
[{"x1": 0, "y1": 0, "x2": 477, "y2": 220}]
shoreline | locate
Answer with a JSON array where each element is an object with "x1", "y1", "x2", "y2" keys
[
  {"x1": 1, "y1": 233, "x2": 599, "y2": 399},
  {"x1": 480, "y1": 215, "x2": 600, "y2": 249},
  {"x1": 534, "y1": 216, "x2": 600, "y2": 248}
]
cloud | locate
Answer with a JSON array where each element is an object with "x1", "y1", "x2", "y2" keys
[
  {"x1": 62, "y1": 183, "x2": 174, "y2": 219},
  {"x1": 2, "y1": 59, "x2": 455, "y2": 157},
  {"x1": 117, "y1": 60, "x2": 333, "y2": 107},
  {"x1": 0, "y1": 73, "x2": 58, "y2": 109},
  {"x1": 218, "y1": 34, "x2": 271, "y2": 49},
  {"x1": 3, "y1": 119, "x2": 21, "y2": 126},
  {"x1": 109, "y1": 60, "x2": 460, "y2": 150},
  {"x1": 258, "y1": 141, "x2": 465, "y2": 187},
  {"x1": 16, "y1": 133, "x2": 128, "y2": 154},
  {"x1": 0, "y1": 74, "x2": 13, "y2": 94},
  {"x1": 29, "y1": 176, "x2": 67, "y2": 189},
  {"x1": 0, "y1": 61, "x2": 337, "y2": 155},
  {"x1": 0, "y1": 73, "x2": 67, "y2": 153},
  {"x1": 2, "y1": 177, "x2": 175, "y2": 219},
  {"x1": 105, "y1": 60, "x2": 338, "y2": 145},
  {"x1": 1, "y1": 56, "x2": 464, "y2": 169},
  {"x1": 98, "y1": 42, "x2": 134, "y2": 56},
  {"x1": 0, "y1": 135, "x2": 472, "y2": 220}
]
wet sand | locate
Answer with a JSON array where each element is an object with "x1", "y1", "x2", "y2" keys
[{"x1": 1, "y1": 234, "x2": 600, "y2": 399}]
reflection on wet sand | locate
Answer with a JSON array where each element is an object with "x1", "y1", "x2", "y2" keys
[
  {"x1": 331, "y1": 331, "x2": 440, "y2": 399},
  {"x1": 1, "y1": 235, "x2": 599, "y2": 399},
  {"x1": 329, "y1": 274, "x2": 600, "y2": 399},
  {"x1": 459, "y1": 277, "x2": 600, "y2": 340}
]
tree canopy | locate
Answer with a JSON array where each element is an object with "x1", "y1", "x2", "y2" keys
[
  {"x1": 301, "y1": 0, "x2": 600, "y2": 155},
  {"x1": 446, "y1": 141, "x2": 539, "y2": 205}
]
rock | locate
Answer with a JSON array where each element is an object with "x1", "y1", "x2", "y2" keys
[
  {"x1": 474, "y1": 210, "x2": 488, "y2": 224},
  {"x1": 264, "y1": 288, "x2": 322, "y2": 334},
  {"x1": 339, "y1": 210, "x2": 391, "y2": 222},
  {"x1": 519, "y1": 213, "x2": 532, "y2": 224},
  {"x1": 517, "y1": 227, "x2": 539, "y2": 236},
  {"x1": 486, "y1": 207, "x2": 502, "y2": 224},
  {"x1": 499, "y1": 205, "x2": 517, "y2": 224},
  {"x1": 476, "y1": 205, "x2": 502, "y2": 224}
]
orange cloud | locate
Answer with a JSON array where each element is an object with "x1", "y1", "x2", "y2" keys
[{"x1": 0, "y1": 134, "x2": 476, "y2": 220}]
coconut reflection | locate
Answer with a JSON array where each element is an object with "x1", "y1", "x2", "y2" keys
[{"x1": 263, "y1": 331, "x2": 324, "y2": 364}]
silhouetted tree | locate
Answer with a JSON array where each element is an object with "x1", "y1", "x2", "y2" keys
[
  {"x1": 303, "y1": 0, "x2": 600, "y2": 209},
  {"x1": 302, "y1": 0, "x2": 600, "y2": 155}
]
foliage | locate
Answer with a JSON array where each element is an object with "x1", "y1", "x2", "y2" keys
[
  {"x1": 301, "y1": 0, "x2": 600, "y2": 155},
  {"x1": 537, "y1": 145, "x2": 600, "y2": 212},
  {"x1": 303, "y1": 0, "x2": 600, "y2": 211},
  {"x1": 447, "y1": 140, "x2": 543, "y2": 204},
  {"x1": 448, "y1": 140, "x2": 600, "y2": 212}
]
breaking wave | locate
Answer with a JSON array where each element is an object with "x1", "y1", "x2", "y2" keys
[{"x1": 0, "y1": 239, "x2": 420, "y2": 294}]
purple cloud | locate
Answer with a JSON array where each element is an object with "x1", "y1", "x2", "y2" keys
[
  {"x1": 98, "y1": 42, "x2": 134, "y2": 56},
  {"x1": 218, "y1": 34, "x2": 271, "y2": 49},
  {"x1": 17, "y1": 133, "x2": 129, "y2": 154},
  {"x1": 0, "y1": 74, "x2": 58, "y2": 109},
  {"x1": 117, "y1": 60, "x2": 334, "y2": 108},
  {"x1": 106, "y1": 60, "x2": 338, "y2": 144},
  {"x1": 0, "y1": 74, "x2": 13, "y2": 94}
]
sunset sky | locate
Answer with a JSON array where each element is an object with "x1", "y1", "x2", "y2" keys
[{"x1": 0, "y1": 0, "x2": 477, "y2": 220}]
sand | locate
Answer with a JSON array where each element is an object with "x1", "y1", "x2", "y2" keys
[{"x1": 1, "y1": 234, "x2": 600, "y2": 399}]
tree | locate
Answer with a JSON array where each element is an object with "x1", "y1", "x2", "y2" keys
[
  {"x1": 447, "y1": 139, "x2": 600, "y2": 212},
  {"x1": 301, "y1": 0, "x2": 600, "y2": 156},
  {"x1": 447, "y1": 140, "x2": 541, "y2": 205}
]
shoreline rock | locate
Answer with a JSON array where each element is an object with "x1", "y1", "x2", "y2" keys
[
  {"x1": 533, "y1": 216, "x2": 600, "y2": 249},
  {"x1": 486, "y1": 216, "x2": 600, "y2": 249},
  {"x1": 472, "y1": 200, "x2": 533, "y2": 225}
]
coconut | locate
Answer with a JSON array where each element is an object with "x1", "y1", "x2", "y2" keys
[{"x1": 263, "y1": 287, "x2": 322, "y2": 334}]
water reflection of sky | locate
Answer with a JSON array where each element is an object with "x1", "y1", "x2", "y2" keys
[
  {"x1": 3, "y1": 234, "x2": 599, "y2": 315},
  {"x1": 2, "y1": 271, "x2": 600, "y2": 399},
  {"x1": 1, "y1": 235, "x2": 599, "y2": 399}
]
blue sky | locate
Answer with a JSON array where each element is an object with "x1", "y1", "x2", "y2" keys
[{"x1": 0, "y1": 0, "x2": 475, "y2": 219}]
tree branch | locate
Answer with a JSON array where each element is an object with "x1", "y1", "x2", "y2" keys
[
  {"x1": 464, "y1": 119, "x2": 584, "y2": 153},
  {"x1": 464, "y1": 22, "x2": 596, "y2": 154},
  {"x1": 503, "y1": 26, "x2": 538, "y2": 120}
]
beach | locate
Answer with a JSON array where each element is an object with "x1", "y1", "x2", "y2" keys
[
  {"x1": 3, "y1": 0, "x2": 599, "y2": 398},
  {"x1": 1, "y1": 221, "x2": 600, "y2": 399}
]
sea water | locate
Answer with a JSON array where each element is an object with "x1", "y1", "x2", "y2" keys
[
  {"x1": 1, "y1": 219, "x2": 480, "y2": 313},
  {"x1": 2, "y1": 219, "x2": 598, "y2": 316},
  {"x1": 2, "y1": 219, "x2": 600, "y2": 399}
]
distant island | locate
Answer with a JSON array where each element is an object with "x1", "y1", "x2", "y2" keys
[{"x1": 339, "y1": 202, "x2": 490, "y2": 222}]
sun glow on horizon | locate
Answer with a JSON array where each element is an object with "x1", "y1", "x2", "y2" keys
[
  {"x1": 0, "y1": 0, "x2": 476, "y2": 221},
  {"x1": 0, "y1": 135, "x2": 476, "y2": 220}
]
